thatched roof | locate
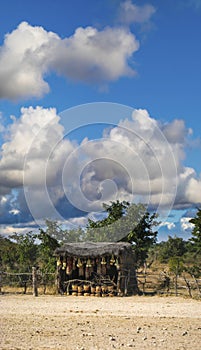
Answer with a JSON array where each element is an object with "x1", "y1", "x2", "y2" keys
[{"x1": 54, "y1": 241, "x2": 133, "y2": 258}]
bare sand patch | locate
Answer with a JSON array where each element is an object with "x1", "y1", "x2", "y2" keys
[{"x1": 0, "y1": 295, "x2": 200, "y2": 350}]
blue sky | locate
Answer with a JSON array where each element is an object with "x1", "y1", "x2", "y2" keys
[{"x1": 0, "y1": 0, "x2": 201, "y2": 241}]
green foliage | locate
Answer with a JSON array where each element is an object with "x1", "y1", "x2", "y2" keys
[
  {"x1": 184, "y1": 264, "x2": 201, "y2": 279},
  {"x1": 36, "y1": 229, "x2": 60, "y2": 273},
  {"x1": 168, "y1": 256, "x2": 184, "y2": 275},
  {"x1": 9, "y1": 232, "x2": 38, "y2": 272},
  {"x1": 62, "y1": 227, "x2": 84, "y2": 242},
  {"x1": 157, "y1": 236, "x2": 187, "y2": 263},
  {"x1": 86, "y1": 200, "x2": 158, "y2": 267},
  {"x1": 1, "y1": 205, "x2": 200, "y2": 275},
  {"x1": 189, "y1": 208, "x2": 201, "y2": 255},
  {"x1": 86, "y1": 200, "x2": 129, "y2": 241},
  {"x1": 45, "y1": 219, "x2": 84, "y2": 242},
  {"x1": 122, "y1": 207, "x2": 158, "y2": 267},
  {"x1": 87, "y1": 200, "x2": 129, "y2": 229},
  {"x1": 44, "y1": 219, "x2": 65, "y2": 242},
  {"x1": 102, "y1": 200, "x2": 130, "y2": 223},
  {"x1": 0, "y1": 220, "x2": 85, "y2": 273},
  {"x1": 168, "y1": 256, "x2": 184, "y2": 296},
  {"x1": 0, "y1": 236, "x2": 18, "y2": 271}
]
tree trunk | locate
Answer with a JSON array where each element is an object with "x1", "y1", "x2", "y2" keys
[
  {"x1": 183, "y1": 275, "x2": 192, "y2": 298},
  {"x1": 192, "y1": 274, "x2": 201, "y2": 297}
]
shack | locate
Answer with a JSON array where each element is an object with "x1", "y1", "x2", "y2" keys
[{"x1": 55, "y1": 241, "x2": 138, "y2": 296}]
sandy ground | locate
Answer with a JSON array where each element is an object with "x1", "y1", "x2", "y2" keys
[{"x1": 0, "y1": 294, "x2": 201, "y2": 350}]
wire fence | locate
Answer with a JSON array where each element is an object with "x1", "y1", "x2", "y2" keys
[
  {"x1": 137, "y1": 270, "x2": 201, "y2": 298},
  {"x1": 0, "y1": 269, "x2": 56, "y2": 295},
  {"x1": 0, "y1": 268, "x2": 200, "y2": 298}
]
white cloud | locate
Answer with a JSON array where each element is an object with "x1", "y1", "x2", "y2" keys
[
  {"x1": 0, "y1": 106, "x2": 75, "y2": 200},
  {"x1": 9, "y1": 209, "x2": 20, "y2": 215},
  {"x1": 162, "y1": 119, "x2": 188, "y2": 145},
  {"x1": 0, "y1": 22, "x2": 56, "y2": 99},
  {"x1": 185, "y1": 176, "x2": 201, "y2": 203},
  {"x1": 180, "y1": 217, "x2": 194, "y2": 231},
  {"x1": 52, "y1": 26, "x2": 139, "y2": 83},
  {"x1": 1, "y1": 106, "x2": 201, "y2": 231},
  {"x1": 0, "y1": 226, "x2": 30, "y2": 236},
  {"x1": 69, "y1": 216, "x2": 88, "y2": 227},
  {"x1": 119, "y1": 1, "x2": 156, "y2": 24},
  {"x1": 159, "y1": 221, "x2": 176, "y2": 230},
  {"x1": 71, "y1": 109, "x2": 201, "y2": 212},
  {"x1": 0, "y1": 22, "x2": 139, "y2": 100},
  {"x1": 0, "y1": 196, "x2": 7, "y2": 204}
]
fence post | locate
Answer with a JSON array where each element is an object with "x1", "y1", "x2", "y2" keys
[{"x1": 32, "y1": 267, "x2": 38, "y2": 297}]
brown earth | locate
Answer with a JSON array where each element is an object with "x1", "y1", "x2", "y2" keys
[{"x1": 0, "y1": 294, "x2": 201, "y2": 350}]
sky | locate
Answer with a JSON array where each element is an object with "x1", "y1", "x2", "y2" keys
[{"x1": 0, "y1": 0, "x2": 201, "y2": 241}]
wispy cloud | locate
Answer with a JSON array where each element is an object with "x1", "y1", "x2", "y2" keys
[
  {"x1": 183, "y1": 0, "x2": 201, "y2": 10},
  {"x1": 118, "y1": 1, "x2": 156, "y2": 24}
]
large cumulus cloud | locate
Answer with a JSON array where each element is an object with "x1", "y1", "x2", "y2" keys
[
  {"x1": 76, "y1": 109, "x2": 201, "y2": 211},
  {"x1": 0, "y1": 105, "x2": 201, "y2": 233},
  {"x1": 0, "y1": 106, "x2": 78, "y2": 225},
  {"x1": 0, "y1": 21, "x2": 139, "y2": 100}
]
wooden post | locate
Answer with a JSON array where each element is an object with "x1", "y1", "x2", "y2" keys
[
  {"x1": 175, "y1": 260, "x2": 179, "y2": 297},
  {"x1": 117, "y1": 270, "x2": 121, "y2": 296},
  {"x1": 32, "y1": 267, "x2": 38, "y2": 297},
  {"x1": 0, "y1": 272, "x2": 2, "y2": 294},
  {"x1": 183, "y1": 275, "x2": 192, "y2": 298},
  {"x1": 124, "y1": 269, "x2": 130, "y2": 296},
  {"x1": 56, "y1": 265, "x2": 63, "y2": 294}
]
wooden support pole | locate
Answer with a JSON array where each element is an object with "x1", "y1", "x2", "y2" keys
[
  {"x1": 117, "y1": 270, "x2": 121, "y2": 296},
  {"x1": 124, "y1": 269, "x2": 130, "y2": 296},
  {"x1": 32, "y1": 267, "x2": 38, "y2": 297}
]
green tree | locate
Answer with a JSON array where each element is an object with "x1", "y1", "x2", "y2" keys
[
  {"x1": 44, "y1": 219, "x2": 65, "y2": 242},
  {"x1": 62, "y1": 227, "x2": 84, "y2": 243},
  {"x1": 44, "y1": 219, "x2": 84, "y2": 243},
  {"x1": 86, "y1": 200, "x2": 130, "y2": 242},
  {"x1": 185, "y1": 264, "x2": 201, "y2": 297},
  {"x1": 122, "y1": 206, "x2": 158, "y2": 267},
  {"x1": 86, "y1": 201, "x2": 158, "y2": 267},
  {"x1": 87, "y1": 200, "x2": 129, "y2": 229},
  {"x1": 189, "y1": 208, "x2": 201, "y2": 255},
  {"x1": 37, "y1": 229, "x2": 60, "y2": 273},
  {"x1": 168, "y1": 256, "x2": 184, "y2": 296},
  {"x1": 157, "y1": 236, "x2": 187, "y2": 263},
  {"x1": 10, "y1": 232, "x2": 38, "y2": 272},
  {"x1": 36, "y1": 228, "x2": 60, "y2": 292},
  {"x1": 0, "y1": 236, "x2": 18, "y2": 271}
]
